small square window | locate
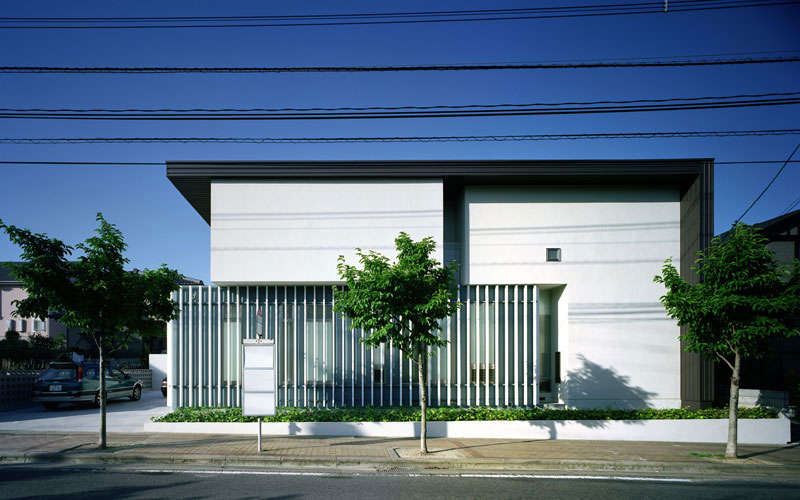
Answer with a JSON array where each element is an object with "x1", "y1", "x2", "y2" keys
[{"x1": 546, "y1": 248, "x2": 561, "y2": 262}]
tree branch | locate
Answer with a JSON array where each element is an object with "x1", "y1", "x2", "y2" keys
[
  {"x1": 107, "y1": 330, "x2": 135, "y2": 354},
  {"x1": 716, "y1": 351, "x2": 734, "y2": 372}
]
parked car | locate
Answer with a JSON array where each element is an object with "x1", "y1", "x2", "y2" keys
[
  {"x1": 32, "y1": 361, "x2": 143, "y2": 410},
  {"x1": 161, "y1": 377, "x2": 167, "y2": 397}
]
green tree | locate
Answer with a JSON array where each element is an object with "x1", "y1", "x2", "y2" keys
[
  {"x1": 654, "y1": 223, "x2": 800, "y2": 458},
  {"x1": 334, "y1": 233, "x2": 460, "y2": 453},
  {"x1": 0, "y1": 213, "x2": 180, "y2": 449}
]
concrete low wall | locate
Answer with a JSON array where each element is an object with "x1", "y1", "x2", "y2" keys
[
  {"x1": 125, "y1": 369, "x2": 153, "y2": 390},
  {"x1": 0, "y1": 370, "x2": 39, "y2": 408},
  {"x1": 144, "y1": 417, "x2": 790, "y2": 445},
  {"x1": 149, "y1": 354, "x2": 167, "y2": 392}
]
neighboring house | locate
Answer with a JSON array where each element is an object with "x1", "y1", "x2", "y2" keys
[
  {"x1": 756, "y1": 208, "x2": 800, "y2": 264},
  {"x1": 166, "y1": 159, "x2": 714, "y2": 410},
  {"x1": 133, "y1": 269, "x2": 205, "y2": 357},
  {"x1": 716, "y1": 209, "x2": 800, "y2": 403},
  {"x1": 1, "y1": 262, "x2": 68, "y2": 342},
  {"x1": 1, "y1": 261, "x2": 202, "y2": 360}
]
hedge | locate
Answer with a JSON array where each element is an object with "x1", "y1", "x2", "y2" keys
[{"x1": 153, "y1": 405, "x2": 776, "y2": 423}]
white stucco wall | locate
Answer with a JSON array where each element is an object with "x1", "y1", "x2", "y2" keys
[
  {"x1": 465, "y1": 185, "x2": 682, "y2": 409},
  {"x1": 210, "y1": 180, "x2": 444, "y2": 284}
]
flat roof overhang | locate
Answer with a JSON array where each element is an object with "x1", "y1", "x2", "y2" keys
[{"x1": 166, "y1": 159, "x2": 714, "y2": 225}]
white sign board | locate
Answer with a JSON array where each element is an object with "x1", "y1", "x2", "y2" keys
[{"x1": 242, "y1": 338, "x2": 276, "y2": 416}]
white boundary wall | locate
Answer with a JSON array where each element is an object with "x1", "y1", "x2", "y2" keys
[{"x1": 144, "y1": 418, "x2": 790, "y2": 445}]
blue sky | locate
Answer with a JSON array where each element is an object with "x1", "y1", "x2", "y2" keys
[{"x1": 0, "y1": 1, "x2": 798, "y2": 284}]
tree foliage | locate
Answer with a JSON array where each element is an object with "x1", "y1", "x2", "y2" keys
[
  {"x1": 655, "y1": 223, "x2": 800, "y2": 361},
  {"x1": 335, "y1": 232, "x2": 460, "y2": 358},
  {"x1": 334, "y1": 232, "x2": 460, "y2": 452},
  {"x1": 0, "y1": 213, "x2": 180, "y2": 448},
  {"x1": 654, "y1": 222, "x2": 800, "y2": 457},
  {"x1": 1, "y1": 214, "x2": 180, "y2": 353}
]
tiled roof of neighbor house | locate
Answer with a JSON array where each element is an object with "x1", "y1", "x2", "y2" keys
[
  {"x1": 131, "y1": 268, "x2": 204, "y2": 285},
  {"x1": 0, "y1": 262, "x2": 23, "y2": 284},
  {"x1": 176, "y1": 276, "x2": 204, "y2": 285},
  {"x1": 750, "y1": 208, "x2": 800, "y2": 235},
  {"x1": 717, "y1": 208, "x2": 800, "y2": 239}
]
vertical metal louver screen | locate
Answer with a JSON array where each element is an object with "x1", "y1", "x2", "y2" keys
[{"x1": 169, "y1": 285, "x2": 540, "y2": 408}]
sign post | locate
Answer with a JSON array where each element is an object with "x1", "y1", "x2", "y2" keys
[{"x1": 242, "y1": 338, "x2": 276, "y2": 452}]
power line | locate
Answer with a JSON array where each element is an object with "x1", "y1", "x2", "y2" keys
[
  {"x1": 2, "y1": 98, "x2": 797, "y2": 120},
  {"x1": 0, "y1": 161, "x2": 162, "y2": 165},
  {"x1": 782, "y1": 194, "x2": 800, "y2": 213},
  {"x1": 1, "y1": 159, "x2": 799, "y2": 167},
  {"x1": 5, "y1": 92, "x2": 797, "y2": 113},
  {"x1": 1, "y1": 92, "x2": 798, "y2": 121},
  {"x1": 1, "y1": 128, "x2": 797, "y2": 144},
  {"x1": 0, "y1": 1, "x2": 795, "y2": 29},
  {"x1": 737, "y1": 142, "x2": 800, "y2": 222},
  {"x1": 717, "y1": 159, "x2": 800, "y2": 164},
  {"x1": 3, "y1": 56, "x2": 798, "y2": 74},
  {"x1": 0, "y1": 2, "x2": 745, "y2": 21}
]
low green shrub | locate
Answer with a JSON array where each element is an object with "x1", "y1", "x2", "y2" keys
[{"x1": 153, "y1": 405, "x2": 776, "y2": 423}]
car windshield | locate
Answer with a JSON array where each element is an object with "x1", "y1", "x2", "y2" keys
[{"x1": 40, "y1": 366, "x2": 77, "y2": 381}]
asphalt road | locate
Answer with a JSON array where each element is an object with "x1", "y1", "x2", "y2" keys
[
  {"x1": 2, "y1": 465, "x2": 799, "y2": 500},
  {"x1": 0, "y1": 388, "x2": 168, "y2": 433}
]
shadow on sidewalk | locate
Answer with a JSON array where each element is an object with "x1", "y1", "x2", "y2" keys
[
  {"x1": 93, "y1": 435, "x2": 252, "y2": 453},
  {"x1": 328, "y1": 437, "x2": 414, "y2": 447},
  {"x1": 437, "y1": 439, "x2": 551, "y2": 453},
  {"x1": 739, "y1": 442, "x2": 800, "y2": 459}
]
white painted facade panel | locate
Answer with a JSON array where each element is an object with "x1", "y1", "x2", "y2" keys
[
  {"x1": 465, "y1": 185, "x2": 682, "y2": 408},
  {"x1": 210, "y1": 180, "x2": 444, "y2": 284}
]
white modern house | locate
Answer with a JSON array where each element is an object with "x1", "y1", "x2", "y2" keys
[{"x1": 165, "y1": 159, "x2": 714, "y2": 411}]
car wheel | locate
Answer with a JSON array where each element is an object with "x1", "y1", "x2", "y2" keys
[
  {"x1": 43, "y1": 402, "x2": 59, "y2": 410},
  {"x1": 130, "y1": 385, "x2": 142, "y2": 401},
  {"x1": 92, "y1": 391, "x2": 100, "y2": 408}
]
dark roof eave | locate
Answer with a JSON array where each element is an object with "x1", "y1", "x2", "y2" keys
[{"x1": 166, "y1": 158, "x2": 715, "y2": 225}]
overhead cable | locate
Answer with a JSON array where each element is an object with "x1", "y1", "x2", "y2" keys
[
  {"x1": 2, "y1": 160, "x2": 799, "y2": 167},
  {"x1": 737, "y1": 142, "x2": 800, "y2": 222},
  {"x1": 0, "y1": 1, "x2": 795, "y2": 29},
  {"x1": 2, "y1": 56, "x2": 798, "y2": 73},
  {"x1": 782, "y1": 194, "x2": 800, "y2": 214},
  {"x1": 1, "y1": 128, "x2": 797, "y2": 144},
  {"x1": 5, "y1": 91, "x2": 798, "y2": 113},
  {"x1": 1, "y1": 98, "x2": 797, "y2": 120},
  {"x1": 1, "y1": 92, "x2": 798, "y2": 121},
  {"x1": 4, "y1": 92, "x2": 798, "y2": 113}
]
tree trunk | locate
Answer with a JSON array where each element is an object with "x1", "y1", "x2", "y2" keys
[
  {"x1": 725, "y1": 351, "x2": 741, "y2": 459},
  {"x1": 418, "y1": 351, "x2": 428, "y2": 454},
  {"x1": 99, "y1": 335, "x2": 107, "y2": 450}
]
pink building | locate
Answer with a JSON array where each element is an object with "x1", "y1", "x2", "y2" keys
[{"x1": 1, "y1": 263, "x2": 68, "y2": 342}]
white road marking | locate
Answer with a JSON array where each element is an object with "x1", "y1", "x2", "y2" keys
[
  {"x1": 138, "y1": 469, "x2": 693, "y2": 482},
  {"x1": 459, "y1": 473, "x2": 694, "y2": 482},
  {"x1": 139, "y1": 469, "x2": 331, "y2": 476}
]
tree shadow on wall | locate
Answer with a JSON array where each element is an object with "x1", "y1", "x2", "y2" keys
[
  {"x1": 526, "y1": 354, "x2": 657, "y2": 439},
  {"x1": 567, "y1": 354, "x2": 657, "y2": 409}
]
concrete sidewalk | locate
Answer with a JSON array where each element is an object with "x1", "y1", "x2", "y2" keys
[{"x1": 2, "y1": 430, "x2": 799, "y2": 478}]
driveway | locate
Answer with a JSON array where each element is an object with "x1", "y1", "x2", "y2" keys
[{"x1": 0, "y1": 389, "x2": 170, "y2": 433}]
